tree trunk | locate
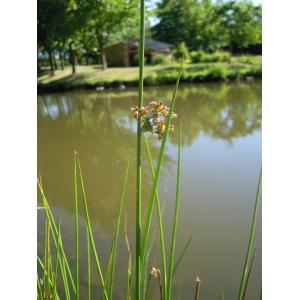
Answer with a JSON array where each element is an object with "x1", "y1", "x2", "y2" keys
[
  {"x1": 97, "y1": 34, "x2": 107, "y2": 69},
  {"x1": 59, "y1": 51, "x2": 64, "y2": 70},
  {"x1": 47, "y1": 48, "x2": 55, "y2": 76},
  {"x1": 69, "y1": 42, "x2": 76, "y2": 75},
  {"x1": 85, "y1": 51, "x2": 89, "y2": 65},
  {"x1": 53, "y1": 54, "x2": 58, "y2": 70},
  {"x1": 37, "y1": 58, "x2": 41, "y2": 74}
]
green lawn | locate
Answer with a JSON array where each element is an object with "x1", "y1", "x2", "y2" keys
[{"x1": 38, "y1": 56, "x2": 261, "y2": 92}]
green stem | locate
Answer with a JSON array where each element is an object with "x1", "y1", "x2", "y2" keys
[
  {"x1": 140, "y1": 63, "x2": 183, "y2": 268},
  {"x1": 87, "y1": 226, "x2": 91, "y2": 300},
  {"x1": 167, "y1": 121, "x2": 182, "y2": 300},
  {"x1": 76, "y1": 154, "x2": 108, "y2": 300},
  {"x1": 144, "y1": 134, "x2": 167, "y2": 300},
  {"x1": 74, "y1": 151, "x2": 79, "y2": 300},
  {"x1": 136, "y1": 0, "x2": 145, "y2": 299},
  {"x1": 238, "y1": 169, "x2": 262, "y2": 300}
]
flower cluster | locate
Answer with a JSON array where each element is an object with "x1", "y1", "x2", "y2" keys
[{"x1": 131, "y1": 101, "x2": 177, "y2": 139}]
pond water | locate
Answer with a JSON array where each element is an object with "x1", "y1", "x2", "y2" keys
[{"x1": 37, "y1": 81, "x2": 261, "y2": 300}]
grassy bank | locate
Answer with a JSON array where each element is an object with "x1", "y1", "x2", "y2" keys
[{"x1": 37, "y1": 56, "x2": 261, "y2": 93}]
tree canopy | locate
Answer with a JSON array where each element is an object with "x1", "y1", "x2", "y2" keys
[{"x1": 37, "y1": 0, "x2": 262, "y2": 75}]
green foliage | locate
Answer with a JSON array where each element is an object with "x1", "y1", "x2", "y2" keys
[
  {"x1": 220, "y1": 1, "x2": 262, "y2": 49},
  {"x1": 190, "y1": 51, "x2": 231, "y2": 63},
  {"x1": 173, "y1": 42, "x2": 190, "y2": 61},
  {"x1": 152, "y1": 0, "x2": 198, "y2": 47},
  {"x1": 152, "y1": 0, "x2": 261, "y2": 51},
  {"x1": 238, "y1": 169, "x2": 262, "y2": 300},
  {"x1": 234, "y1": 55, "x2": 258, "y2": 65},
  {"x1": 37, "y1": 61, "x2": 262, "y2": 92},
  {"x1": 151, "y1": 53, "x2": 169, "y2": 65}
]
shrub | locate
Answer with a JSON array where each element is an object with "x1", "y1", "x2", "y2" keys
[
  {"x1": 206, "y1": 65, "x2": 227, "y2": 80},
  {"x1": 190, "y1": 50, "x2": 206, "y2": 63},
  {"x1": 173, "y1": 42, "x2": 190, "y2": 61},
  {"x1": 144, "y1": 73, "x2": 158, "y2": 85},
  {"x1": 190, "y1": 50, "x2": 231, "y2": 63},
  {"x1": 213, "y1": 51, "x2": 231, "y2": 63},
  {"x1": 151, "y1": 53, "x2": 168, "y2": 65},
  {"x1": 236, "y1": 55, "x2": 256, "y2": 65}
]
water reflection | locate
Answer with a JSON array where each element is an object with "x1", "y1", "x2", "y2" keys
[
  {"x1": 37, "y1": 81, "x2": 261, "y2": 299},
  {"x1": 38, "y1": 94, "x2": 175, "y2": 229}
]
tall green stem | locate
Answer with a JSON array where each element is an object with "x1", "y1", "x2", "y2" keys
[
  {"x1": 74, "y1": 152, "x2": 79, "y2": 300},
  {"x1": 136, "y1": 0, "x2": 145, "y2": 300},
  {"x1": 238, "y1": 169, "x2": 262, "y2": 300},
  {"x1": 167, "y1": 122, "x2": 182, "y2": 300}
]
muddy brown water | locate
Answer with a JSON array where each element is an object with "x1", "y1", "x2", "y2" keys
[{"x1": 38, "y1": 81, "x2": 261, "y2": 299}]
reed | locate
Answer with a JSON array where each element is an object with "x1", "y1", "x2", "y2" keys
[
  {"x1": 51, "y1": 218, "x2": 61, "y2": 300},
  {"x1": 109, "y1": 161, "x2": 130, "y2": 299},
  {"x1": 144, "y1": 134, "x2": 167, "y2": 299},
  {"x1": 167, "y1": 122, "x2": 182, "y2": 300},
  {"x1": 74, "y1": 151, "x2": 79, "y2": 300},
  {"x1": 238, "y1": 169, "x2": 262, "y2": 300},
  {"x1": 76, "y1": 153, "x2": 108, "y2": 300},
  {"x1": 135, "y1": 0, "x2": 145, "y2": 298},
  {"x1": 140, "y1": 62, "x2": 183, "y2": 268}
]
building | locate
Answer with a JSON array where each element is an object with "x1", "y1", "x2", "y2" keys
[{"x1": 104, "y1": 39, "x2": 174, "y2": 67}]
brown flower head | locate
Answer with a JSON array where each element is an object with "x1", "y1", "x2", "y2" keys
[{"x1": 130, "y1": 101, "x2": 177, "y2": 140}]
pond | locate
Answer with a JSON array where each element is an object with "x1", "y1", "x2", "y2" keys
[{"x1": 37, "y1": 80, "x2": 261, "y2": 300}]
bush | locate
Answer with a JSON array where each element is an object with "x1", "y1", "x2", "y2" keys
[
  {"x1": 145, "y1": 73, "x2": 158, "y2": 85},
  {"x1": 151, "y1": 53, "x2": 168, "y2": 65},
  {"x1": 190, "y1": 50, "x2": 231, "y2": 63},
  {"x1": 235, "y1": 55, "x2": 256, "y2": 65},
  {"x1": 173, "y1": 42, "x2": 190, "y2": 61}
]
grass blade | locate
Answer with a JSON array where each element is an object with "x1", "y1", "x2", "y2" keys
[
  {"x1": 74, "y1": 151, "x2": 79, "y2": 300},
  {"x1": 108, "y1": 161, "x2": 130, "y2": 299},
  {"x1": 103, "y1": 245, "x2": 114, "y2": 299},
  {"x1": 38, "y1": 178, "x2": 76, "y2": 294},
  {"x1": 37, "y1": 276, "x2": 43, "y2": 300},
  {"x1": 37, "y1": 255, "x2": 61, "y2": 300},
  {"x1": 242, "y1": 245, "x2": 257, "y2": 300},
  {"x1": 220, "y1": 288, "x2": 225, "y2": 300},
  {"x1": 43, "y1": 218, "x2": 48, "y2": 298},
  {"x1": 38, "y1": 256, "x2": 53, "y2": 287},
  {"x1": 61, "y1": 255, "x2": 71, "y2": 300},
  {"x1": 172, "y1": 235, "x2": 193, "y2": 278},
  {"x1": 144, "y1": 134, "x2": 167, "y2": 299},
  {"x1": 75, "y1": 153, "x2": 109, "y2": 300},
  {"x1": 140, "y1": 62, "x2": 183, "y2": 268},
  {"x1": 167, "y1": 121, "x2": 182, "y2": 300},
  {"x1": 136, "y1": 0, "x2": 146, "y2": 299},
  {"x1": 124, "y1": 213, "x2": 132, "y2": 300},
  {"x1": 52, "y1": 218, "x2": 62, "y2": 299},
  {"x1": 238, "y1": 169, "x2": 262, "y2": 300},
  {"x1": 87, "y1": 225, "x2": 91, "y2": 300}
]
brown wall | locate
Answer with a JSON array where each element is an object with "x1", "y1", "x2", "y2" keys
[{"x1": 104, "y1": 43, "x2": 127, "y2": 67}]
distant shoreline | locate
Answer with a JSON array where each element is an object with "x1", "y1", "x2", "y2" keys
[{"x1": 37, "y1": 61, "x2": 261, "y2": 94}]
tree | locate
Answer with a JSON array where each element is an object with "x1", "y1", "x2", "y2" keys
[
  {"x1": 220, "y1": 1, "x2": 262, "y2": 52},
  {"x1": 37, "y1": 0, "x2": 82, "y2": 75},
  {"x1": 192, "y1": 0, "x2": 227, "y2": 51},
  {"x1": 152, "y1": 0, "x2": 261, "y2": 52},
  {"x1": 77, "y1": 0, "x2": 139, "y2": 69},
  {"x1": 37, "y1": 0, "x2": 67, "y2": 75},
  {"x1": 152, "y1": 0, "x2": 198, "y2": 47}
]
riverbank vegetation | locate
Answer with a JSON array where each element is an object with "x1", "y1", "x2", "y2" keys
[
  {"x1": 38, "y1": 55, "x2": 261, "y2": 93},
  {"x1": 38, "y1": 0, "x2": 261, "y2": 77}
]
